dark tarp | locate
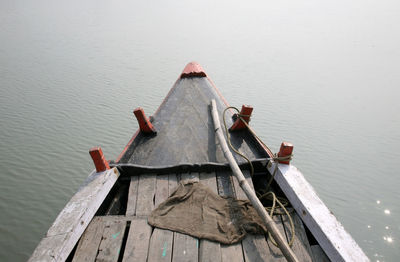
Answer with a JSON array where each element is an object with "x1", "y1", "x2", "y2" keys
[{"x1": 148, "y1": 182, "x2": 267, "y2": 244}]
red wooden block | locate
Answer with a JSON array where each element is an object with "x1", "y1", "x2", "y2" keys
[
  {"x1": 133, "y1": 107, "x2": 156, "y2": 134},
  {"x1": 277, "y1": 142, "x2": 293, "y2": 164},
  {"x1": 89, "y1": 147, "x2": 110, "y2": 172},
  {"x1": 230, "y1": 105, "x2": 253, "y2": 131},
  {"x1": 180, "y1": 62, "x2": 207, "y2": 78}
]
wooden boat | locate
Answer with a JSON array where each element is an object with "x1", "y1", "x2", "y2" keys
[{"x1": 29, "y1": 62, "x2": 368, "y2": 262}]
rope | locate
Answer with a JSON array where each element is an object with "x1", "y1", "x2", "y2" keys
[{"x1": 222, "y1": 106, "x2": 295, "y2": 247}]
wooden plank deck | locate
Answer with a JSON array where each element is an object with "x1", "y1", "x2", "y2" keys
[{"x1": 70, "y1": 171, "x2": 315, "y2": 262}]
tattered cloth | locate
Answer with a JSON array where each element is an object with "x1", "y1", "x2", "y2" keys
[{"x1": 148, "y1": 181, "x2": 267, "y2": 244}]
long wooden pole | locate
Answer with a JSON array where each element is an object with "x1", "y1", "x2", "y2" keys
[{"x1": 210, "y1": 99, "x2": 299, "y2": 262}]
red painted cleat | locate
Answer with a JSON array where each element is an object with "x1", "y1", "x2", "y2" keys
[
  {"x1": 277, "y1": 142, "x2": 293, "y2": 164},
  {"x1": 180, "y1": 62, "x2": 207, "y2": 78},
  {"x1": 133, "y1": 107, "x2": 157, "y2": 134},
  {"x1": 89, "y1": 147, "x2": 110, "y2": 172},
  {"x1": 230, "y1": 105, "x2": 253, "y2": 131}
]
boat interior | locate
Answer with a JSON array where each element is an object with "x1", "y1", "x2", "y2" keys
[{"x1": 65, "y1": 76, "x2": 330, "y2": 261}]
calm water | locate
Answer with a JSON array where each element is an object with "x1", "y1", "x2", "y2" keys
[{"x1": 1, "y1": 0, "x2": 399, "y2": 260}]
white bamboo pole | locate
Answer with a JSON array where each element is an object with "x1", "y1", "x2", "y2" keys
[{"x1": 210, "y1": 99, "x2": 299, "y2": 262}]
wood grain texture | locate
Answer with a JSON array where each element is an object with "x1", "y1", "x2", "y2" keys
[
  {"x1": 122, "y1": 218, "x2": 152, "y2": 262},
  {"x1": 126, "y1": 176, "x2": 139, "y2": 216},
  {"x1": 242, "y1": 234, "x2": 274, "y2": 262},
  {"x1": 155, "y1": 174, "x2": 169, "y2": 207},
  {"x1": 214, "y1": 171, "x2": 246, "y2": 262},
  {"x1": 136, "y1": 174, "x2": 157, "y2": 216},
  {"x1": 172, "y1": 233, "x2": 199, "y2": 262},
  {"x1": 231, "y1": 169, "x2": 276, "y2": 262},
  {"x1": 28, "y1": 168, "x2": 120, "y2": 262},
  {"x1": 266, "y1": 215, "x2": 286, "y2": 262},
  {"x1": 221, "y1": 244, "x2": 244, "y2": 262},
  {"x1": 216, "y1": 170, "x2": 235, "y2": 197},
  {"x1": 282, "y1": 211, "x2": 313, "y2": 262},
  {"x1": 147, "y1": 172, "x2": 178, "y2": 262},
  {"x1": 96, "y1": 220, "x2": 126, "y2": 262},
  {"x1": 198, "y1": 172, "x2": 222, "y2": 262},
  {"x1": 171, "y1": 172, "x2": 199, "y2": 262},
  {"x1": 147, "y1": 229, "x2": 174, "y2": 262},
  {"x1": 73, "y1": 217, "x2": 105, "y2": 262}
]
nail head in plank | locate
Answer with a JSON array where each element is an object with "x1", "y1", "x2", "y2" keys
[
  {"x1": 147, "y1": 229, "x2": 174, "y2": 262},
  {"x1": 122, "y1": 218, "x2": 152, "y2": 262},
  {"x1": 73, "y1": 217, "x2": 105, "y2": 262},
  {"x1": 96, "y1": 220, "x2": 126, "y2": 262},
  {"x1": 172, "y1": 233, "x2": 198, "y2": 262},
  {"x1": 136, "y1": 174, "x2": 157, "y2": 216},
  {"x1": 126, "y1": 176, "x2": 139, "y2": 216},
  {"x1": 281, "y1": 210, "x2": 312, "y2": 262}
]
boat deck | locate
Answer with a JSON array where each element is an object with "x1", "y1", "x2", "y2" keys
[
  {"x1": 71, "y1": 170, "x2": 328, "y2": 262},
  {"x1": 117, "y1": 77, "x2": 266, "y2": 166}
]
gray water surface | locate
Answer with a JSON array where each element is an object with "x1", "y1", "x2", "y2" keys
[{"x1": 1, "y1": 0, "x2": 399, "y2": 261}]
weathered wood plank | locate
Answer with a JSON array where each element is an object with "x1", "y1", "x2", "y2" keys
[
  {"x1": 126, "y1": 176, "x2": 139, "y2": 216},
  {"x1": 96, "y1": 220, "x2": 126, "y2": 262},
  {"x1": 136, "y1": 174, "x2": 157, "y2": 216},
  {"x1": 216, "y1": 170, "x2": 235, "y2": 197},
  {"x1": 72, "y1": 217, "x2": 105, "y2": 262},
  {"x1": 242, "y1": 234, "x2": 274, "y2": 262},
  {"x1": 168, "y1": 173, "x2": 178, "y2": 194},
  {"x1": 29, "y1": 168, "x2": 120, "y2": 262},
  {"x1": 231, "y1": 169, "x2": 276, "y2": 261},
  {"x1": 198, "y1": 172, "x2": 222, "y2": 262},
  {"x1": 122, "y1": 218, "x2": 152, "y2": 262},
  {"x1": 199, "y1": 172, "x2": 219, "y2": 193},
  {"x1": 170, "y1": 172, "x2": 199, "y2": 262},
  {"x1": 310, "y1": 245, "x2": 330, "y2": 262},
  {"x1": 180, "y1": 172, "x2": 200, "y2": 183},
  {"x1": 266, "y1": 215, "x2": 286, "y2": 262},
  {"x1": 281, "y1": 210, "x2": 312, "y2": 262},
  {"x1": 155, "y1": 174, "x2": 169, "y2": 207},
  {"x1": 199, "y1": 239, "x2": 221, "y2": 262},
  {"x1": 214, "y1": 171, "x2": 245, "y2": 262},
  {"x1": 221, "y1": 244, "x2": 244, "y2": 262},
  {"x1": 172, "y1": 233, "x2": 199, "y2": 262},
  {"x1": 147, "y1": 229, "x2": 174, "y2": 262},
  {"x1": 147, "y1": 172, "x2": 177, "y2": 262},
  {"x1": 231, "y1": 170, "x2": 253, "y2": 199},
  {"x1": 268, "y1": 164, "x2": 368, "y2": 261}
]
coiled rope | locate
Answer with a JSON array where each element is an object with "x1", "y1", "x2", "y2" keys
[{"x1": 222, "y1": 106, "x2": 295, "y2": 247}]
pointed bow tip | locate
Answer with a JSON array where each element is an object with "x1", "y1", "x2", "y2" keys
[{"x1": 180, "y1": 62, "x2": 207, "y2": 78}]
